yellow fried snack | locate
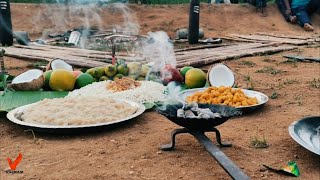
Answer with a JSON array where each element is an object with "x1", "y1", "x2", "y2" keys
[{"x1": 186, "y1": 86, "x2": 258, "y2": 107}]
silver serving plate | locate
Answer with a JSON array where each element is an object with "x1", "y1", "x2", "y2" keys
[
  {"x1": 176, "y1": 88, "x2": 269, "y2": 113},
  {"x1": 289, "y1": 116, "x2": 320, "y2": 155},
  {"x1": 6, "y1": 99, "x2": 146, "y2": 134}
]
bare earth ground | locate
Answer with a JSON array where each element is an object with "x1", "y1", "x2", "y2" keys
[{"x1": 1, "y1": 3, "x2": 320, "y2": 180}]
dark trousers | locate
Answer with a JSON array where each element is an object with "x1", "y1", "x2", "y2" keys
[
  {"x1": 276, "y1": 0, "x2": 292, "y2": 22},
  {"x1": 248, "y1": 0, "x2": 267, "y2": 8},
  {"x1": 292, "y1": 0, "x2": 320, "y2": 26}
]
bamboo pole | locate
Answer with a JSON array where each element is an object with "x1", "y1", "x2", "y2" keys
[
  {"x1": 228, "y1": 34, "x2": 309, "y2": 45},
  {"x1": 175, "y1": 46, "x2": 297, "y2": 67},
  {"x1": 256, "y1": 32, "x2": 314, "y2": 40}
]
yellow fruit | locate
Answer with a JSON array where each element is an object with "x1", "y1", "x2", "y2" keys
[
  {"x1": 49, "y1": 69, "x2": 76, "y2": 91},
  {"x1": 104, "y1": 65, "x2": 117, "y2": 77},
  {"x1": 185, "y1": 68, "x2": 206, "y2": 89}
]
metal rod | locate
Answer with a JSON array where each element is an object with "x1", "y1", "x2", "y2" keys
[{"x1": 190, "y1": 131, "x2": 250, "y2": 180}]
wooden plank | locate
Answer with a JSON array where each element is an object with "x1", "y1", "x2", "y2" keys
[
  {"x1": 175, "y1": 45, "x2": 297, "y2": 68},
  {"x1": 3, "y1": 48, "x2": 110, "y2": 68},
  {"x1": 256, "y1": 32, "x2": 314, "y2": 40},
  {"x1": 13, "y1": 44, "x2": 130, "y2": 56},
  {"x1": 283, "y1": 55, "x2": 320, "y2": 63},
  {"x1": 229, "y1": 34, "x2": 309, "y2": 45},
  {"x1": 174, "y1": 44, "x2": 230, "y2": 52},
  {"x1": 175, "y1": 43, "x2": 277, "y2": 60},
  {"x1": 222, "y1": 36, "x2": 267, "y2": 43}
]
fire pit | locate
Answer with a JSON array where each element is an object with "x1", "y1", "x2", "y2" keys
[{"x1": 156, "y1": 103, "x2": 250, "y2": 179}]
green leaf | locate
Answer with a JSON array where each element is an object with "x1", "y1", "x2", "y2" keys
[
  {"x1": 143, "y1": 102, "x2": 156, "y2": 110},
  {"x1": 0, "y1": 74, "x2": 9, "y2": 90},
  {"x1": 0, "y1": 91, "x2": 68, "y2": 112}
]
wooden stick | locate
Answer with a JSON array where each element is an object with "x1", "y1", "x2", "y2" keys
[
  {"x1": 174, "y1": 44, "x2": 230, "y2": 52},
  {"x1": 175, "y1": 46, "x2": 297, "y2": 67},
  {"x1": 256, "y1": 32, "x2": 314, "y2": 40},
  {"x1": 229, "y1": 34, "x2": 309, "y2": 45},
  {"x1": 283, "y1": 55, "x2": 320, "y2": 63},
  {"x1": 222, "y1": 36, "x2": 266, "y2": 43}
]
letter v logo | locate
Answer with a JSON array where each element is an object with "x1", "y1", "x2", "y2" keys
[{"x1": 7, "y1": 153, "x2": 22, "y2": 170}]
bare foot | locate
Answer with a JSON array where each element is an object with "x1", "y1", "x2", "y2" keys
[
  {"x1": 289, "y1": 16, "x2": 297, "y2": 24},
  {"x1": 304, "y1": 23, "x2": 314, "y2": 31}
]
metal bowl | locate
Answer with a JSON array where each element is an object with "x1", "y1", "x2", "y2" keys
[
  {"x1": 155, "y1": 103, "x2": 241, "y2": 131},
  {"x1": 176, "y1": 88, "x2": 269, "y2": 113},
  {"x1": 289, "y1": 116, "x2": 320, "y2": 155}
]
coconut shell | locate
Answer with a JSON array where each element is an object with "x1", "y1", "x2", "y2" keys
[
  {"x1": 11, "y1": 75, "x2": 44, "y2": 91},
  {"x1": 46, "y1": 58, "x2": 73, "y2": 71},
  {"x1": 207, "y1": 63, "x2": 235, "y2": 87}
]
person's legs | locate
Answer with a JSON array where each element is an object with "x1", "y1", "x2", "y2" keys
[
  {"x1": 277, "y1": 0, "x2": 297, "y2": 23},
  {"x1": 292, "y1": 6, "x2": 314, "y2": 31},
  {"x1": 277, "y1": 0, "x2": 291, "y2": 21}
]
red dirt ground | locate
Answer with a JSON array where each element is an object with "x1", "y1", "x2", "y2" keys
[{"x1": 1, "y1": 3, "x2": 320, "y2": 180}]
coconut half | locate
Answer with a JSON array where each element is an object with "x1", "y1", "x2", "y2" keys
[
  {"x1": 46, "y1": 59, "x2": 73, "y2": 71},
  {"x1": 11, "y1": 69, "x2": 44, "y2": 91},
  {"x1": 207, "y1": 64, "x2": 235, "y2": 87}
]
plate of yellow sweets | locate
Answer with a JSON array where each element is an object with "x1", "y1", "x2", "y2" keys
[{"x1": 176, "y1": 86, "x2": 269, "y2": 113}]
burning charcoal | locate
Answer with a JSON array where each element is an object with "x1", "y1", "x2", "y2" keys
[
  {"x1": 197, "y1": 108, "x2": 222, "y2": 118},
  {"x1": 185, "y1": 110, "x2": 196, "y2": 118},
  {"x1": 185, "y1": 102, "x2": 198, "y2": 110},
  {"x1": 198, "y1": 113, "x2": 211, "y2": 119},
  {"x1": 177, "y1": 109, "x2": 185, "y2": 118}
]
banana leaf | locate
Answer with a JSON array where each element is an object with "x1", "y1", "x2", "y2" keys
[
  {"x1": 0, "y1": 91, "x2": 68, "y2": 112},
  {"x1": 143, "y1": 102, "x2": 156, "y2": 110}
]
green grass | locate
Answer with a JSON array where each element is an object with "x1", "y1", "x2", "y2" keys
[
  {"x1": 310, "y1": 78, "x2": 320, "y2": 89},
  {"x1": 255, "y1": 66, "x2": 284, "y2": 75},
  {"x1": 239, "y1": 60, "x2": 256, "y2": 66},
  {"x1": 250, "y1": 136, "x2": 268, "y2": 148},
  {"x1": 283, "y1": 79, "x2": 298, "y2": 85},
  {"x1": 270, "y1": 91, "x2": 278, "y2": 99}
]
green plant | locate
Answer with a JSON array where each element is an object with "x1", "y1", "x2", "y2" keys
[
  {"x1": 270, "y1": 91, "x2": 278, "y2": 99},
  {"x1": 32, "y1": 61, "x2": 48, "y2": 68},
  {"x1": 255, "y1": 67, "x2": 284, "y2": 75},
  {"x1": 244, "y1": 75, "x2": 251, "y2": 81},
  {"x1": 239, "y1": 60, "x2": 256, "y2": 66},
  {"x1": 243, "y1": 74, "x2": 254, "y2": 90},
  {"x1": 283, "y1": 79, "x2": 298, "y2": 85},
  {"x1": 283, "y1": 58, "x2": 298, "y2": 67},
  {"x1": 0, "y1": 73, "x2": 8, "y2": 93},
  {"x1": 310, "y1": 78, "x2": 320, "y2": 88},
  {"x1": 250, "y1": 136, "x2": 269, "y2": 148}
]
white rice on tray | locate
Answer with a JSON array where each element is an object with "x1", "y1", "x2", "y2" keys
[{"x1": 66, "y1": 80, "x2": 166, "y2": 104}]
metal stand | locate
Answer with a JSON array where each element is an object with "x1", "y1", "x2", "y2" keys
[
  {"x1": 161, "y1": 127, "x2": 231, "y2": 151},
  {"x1": 161, "y1": 128, "x2": 250, "y2": 180}
]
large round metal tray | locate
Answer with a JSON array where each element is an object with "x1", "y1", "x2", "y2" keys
[
  {"x1": 176, "y1": 88, "x2": 269, "y2": 113},
  {"x1": 6, "y1": 99, "x2": 146, "y2": 134},
  {"x1": 289, "y1": 116, "x2": 320, "y2": 155}
]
